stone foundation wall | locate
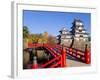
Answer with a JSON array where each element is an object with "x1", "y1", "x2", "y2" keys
[
  {"x1": 61, "y1": 39, "x2": 72, "y2": 47},
  {"x1": 71, "y1": 40, "x2": 90, "y2": 52}
]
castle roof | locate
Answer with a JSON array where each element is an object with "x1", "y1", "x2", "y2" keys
[
  {"x1": 73, "y1": 18, "x2": 83, "y2": 23},
  {"x1": 59, "y1": 27, "x2": 69, "y2": 32}
]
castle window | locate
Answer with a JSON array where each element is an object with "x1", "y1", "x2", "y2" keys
[
  {"x1": 79, "y1": 30, "x2": 82, "y2": 32},
  {"x1": 62, "y1": 31, "x2": 67, "y2": 34},
  {"x1": 80, "y1": 35, "x2": 83, "y2": 37}
]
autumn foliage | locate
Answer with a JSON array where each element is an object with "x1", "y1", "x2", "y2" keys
[{"x1": 23, "y1": 26, "x2": 57, "y2": 45}]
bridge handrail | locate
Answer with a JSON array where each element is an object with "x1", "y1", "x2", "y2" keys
[
  {"x1": 44, "y1": 46, "x2": 57, "y2": 57},
  {"x1": 28, "y1": 43, "x2": 90, "y2": 64},
  {"x1": 41, "y1": 55, "x2": 62, "y2": 68},
  {"x1": 67, "y1": 48, "x2": 85, "y2": 56},
  {"x1": 50, "y1": 60, "x2": 61, "y2": 68},
  {"x1": 44, "y1": 44, "x2": 61, "y2": 56}
]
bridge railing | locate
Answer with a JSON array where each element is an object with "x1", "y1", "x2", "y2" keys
[
  {"x1": 66, "y1": 47, "x2": 91, "y2": 64},
  {"x1": 28, "y1": 43, "x2": 67, "y2": 68},
  {"x1": 43, "y1": 44, "x2": 61, "y2": 57},
  {"x1": 41, "y1": 55, "x2": 62, "y2": 68},
  {"x1": 41, "y1": 46, "x2": 66, "y2": 68},
  {"x1": 51, "y1": 44, "x2": 90, "y2": 64},
  {"x1": 28, "y1": 42, "x2": 44, "y2": 48},
  {"x1": 41, "y1": 44, "x2": 66, "y2": 68},
  {"x1": 28, "y1": 43, "x2": 90, "y2": 69}
]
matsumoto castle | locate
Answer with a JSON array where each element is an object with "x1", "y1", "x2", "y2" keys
[{"x1": 57, "y1": 19, "x2": 90, "y2": 49}]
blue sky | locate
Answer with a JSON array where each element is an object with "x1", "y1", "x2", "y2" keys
[{"x1": 23, "y1": 10, "x2": 91, "y2": 36}]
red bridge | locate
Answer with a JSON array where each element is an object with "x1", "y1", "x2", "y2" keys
[{"x1": 27, "y1": 43, "x2": 91, "y2": 69}]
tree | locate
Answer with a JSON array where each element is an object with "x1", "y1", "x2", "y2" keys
[
  {"x1": 23, "y1": 26, "x2": 29, "y2": 38},
  {"x1": 42, "y1": 38, "x2": 47, "y2": 43},
  {"x1": 43, "y1": 32, "x2": 48, "y2": 39},
  {"x1": 23, "y1": 26, "x2": 30, "y2": 49},
  {"x1": 47, "y1": 35, "x2": 57, "y2": 45}
]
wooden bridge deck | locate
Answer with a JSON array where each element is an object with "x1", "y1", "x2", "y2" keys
[{"x1": 67, "y1": 59, "x2": 90, "y2": 67}]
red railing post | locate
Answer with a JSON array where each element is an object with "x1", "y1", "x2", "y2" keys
[
  {"x1": 32, "y1": 56, "x2": 39, "y2": 69},
  {"x1": 62, "y1": 46, "x2": 66, "y2": 67},
  {"x1": 85, "y1": 48, "x2": 91, "y2": 64},
  {"x1": 61, "y1": 55, "x2": 63, "y2": 67}
]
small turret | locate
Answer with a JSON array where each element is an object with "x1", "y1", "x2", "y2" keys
[{"x1": 57, "y1": 27, "x2": 72, "y2": 47}]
